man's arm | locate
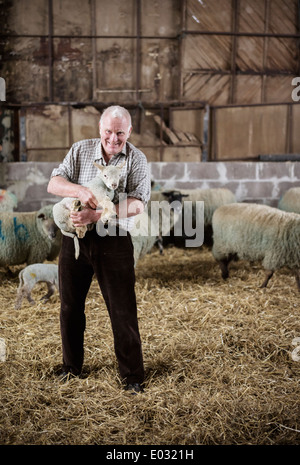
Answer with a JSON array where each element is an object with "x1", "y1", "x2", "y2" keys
[
  {"x1": 116, "y1": 197, "x2": 144, "y2": 219},
  {"x1": 69, "y1": 196, "x2": 144, "y2": 228},
  {"x1": 48, "y1": 176, "x2": 144, "y2": 227},
  {"x1": 47, "y1": 175, "x2": 98, "y2": 209}
]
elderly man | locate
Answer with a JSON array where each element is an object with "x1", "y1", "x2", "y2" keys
[{"x1": 47, "y1": 105, "x2": 150, "y2": 394}]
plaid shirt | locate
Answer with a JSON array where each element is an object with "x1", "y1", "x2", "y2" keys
[{"x1": 50, "y1": 138, "x2": 151, "y2": 231}]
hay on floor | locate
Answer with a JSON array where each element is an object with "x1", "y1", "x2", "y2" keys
[{"x1": 0, "y1": 245, "x2": 300, "y2": 445}]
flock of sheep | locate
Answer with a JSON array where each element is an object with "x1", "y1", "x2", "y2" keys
[
  {"x1": 0, "y1": 195, "x2": 61, "y2": 308},
  {"x1": 148, "y1": 184, "x2": 300, "y2": 291},
  {"x1": 0, "y1": 179, "x2": 299, "y2": 311}
]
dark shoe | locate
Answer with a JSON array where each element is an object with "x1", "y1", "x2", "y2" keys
[{"x1": 124, "y1": 383, "x2": 144, "y2": 394}]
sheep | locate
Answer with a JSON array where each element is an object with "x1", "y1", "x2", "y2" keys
[
  {"x1": 15, "y1": 263, "x2": 59, "y2": 309},
  {"x1": 130, "y1": 211, "x2": 158, "y2": 266},
  {"x1": 150, "y1": 187, "x2": 236, "y2": 247},
  {"x1": 131, "y1": 195, "x2": 184, "y2": 266},
  {"x1": 0, "y1": 188, "x2": 18, "y2": 211},
  {"x1": 53, "y1": 162, "x2": 124, "y2": 259},
  {"x1": 278, "y1": 187, "x2": 300, "y2": 214},
  {"x1": 0, "y1": 205, "x2": 61, "y2": 269},
  {"x1": 212, "y1": 202, "x2": 300, "y2": 290},
  {"x1": 179, "y1": 187, "x2": 236, "y2": 227},
  {"x1": 147, "y1": 190, "x2": 189, "y2": 253}
]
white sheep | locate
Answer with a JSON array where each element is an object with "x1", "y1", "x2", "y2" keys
[
  {"x1": 15, "y1": 263, "x2": 59, "y2": 309},
  {"x1": 0, "y1": 205, "x2": 61, "y2": 269},
  {"x1": 131, "y1": 197, "x2": 183, "y2": 266},
  {"x1": 0, "y1": 188, "x2": 18, "y2": 211},
  {"x1": 53, "y1": 162, "x2": 124, "y2": 259},
  {"x1": 278, "y1": 187, "x2": 300, "y2": 214},
  {"x1": 178, "y1": 187, "x2": 236, "y2": 226},
  {"x1": 212, "y1": 202, "x2": 300, "y2": 290}
]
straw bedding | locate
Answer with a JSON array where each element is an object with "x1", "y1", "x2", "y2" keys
[{"x1": 0, "y1": 245, "x2": 300, "y2": 445}]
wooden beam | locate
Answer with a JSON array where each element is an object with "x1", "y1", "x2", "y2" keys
[{"x1": 153, "y1": 115, "x2": 180, "y2": 144}]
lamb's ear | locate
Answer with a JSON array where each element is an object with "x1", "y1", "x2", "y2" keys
[{"x1": 94, "y1": 162, "x2": 104, "y2": 171}]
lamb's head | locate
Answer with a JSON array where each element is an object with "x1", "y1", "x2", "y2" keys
[{"x1": 94, "y1": 161, "x2": 125, "y2": 190}]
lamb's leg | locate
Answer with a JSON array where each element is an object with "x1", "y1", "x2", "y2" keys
[
  {"x1": 27, "y1": 293, "x2": 35, "y2": 305},
  {"x1": 61, "y1": 230, "x2": 80, "y2": 259},
  {"x1": 40, "y1": 282, "x2": 56, "y2": 302},
  {"x1": 260, "y1": 270, "x2": 274, "y2": 288},
  {"x1": 15, "y1": 286, "x2": 35, "y2": 308},
  {"x1": 75, "y1": 225, "x2": 87, "y2": 239},
  {"x1": 15, "y1": 288, "x2": 25, "y2": 309},
  {"x1": 24, "y1": 287, "x2": 35, "y2": 305},
  {"x1": 71, "y1": 200, "x2": 87, "y2": 239},
  {"x1": 99, "y1": 198, "x2": 116, "y2": 223}
]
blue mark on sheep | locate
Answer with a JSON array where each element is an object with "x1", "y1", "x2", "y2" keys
[
  {"x1": 13, "y1": 218, "x2": 29, "y2": 242},
  {"x1": 0, "y1": 218, "x2": 30, "y2": 242}
]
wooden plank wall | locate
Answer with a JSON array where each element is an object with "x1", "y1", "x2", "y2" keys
[
  {"x1": 211, "y1": 103, "x2": 300, "y2": 160},
  {"x1": 23, "y1": 105, "x2": 101, "y2": 162},
  {"x1": 182, "y1": 0, "x2": 299, "y2": 105},
  {"x1": 1, "y1": 0, "x2": 299, "y2": 162}
]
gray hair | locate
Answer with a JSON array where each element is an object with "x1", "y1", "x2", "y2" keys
[{"x1": 99, "y1": 105, "x2": 132, "y2": 132}]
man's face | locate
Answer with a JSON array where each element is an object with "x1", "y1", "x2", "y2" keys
[{"x1": 100, "y1": 115, "x2": 132, "y2": 158}]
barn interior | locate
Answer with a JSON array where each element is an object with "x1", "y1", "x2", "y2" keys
[{"x1": 0, "y1": 0, "x2": 300, "y2": 448}]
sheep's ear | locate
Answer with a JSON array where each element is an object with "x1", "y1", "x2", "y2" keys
[{"x1": 94, "y1": 162, "x2": 104, "y2": 171}]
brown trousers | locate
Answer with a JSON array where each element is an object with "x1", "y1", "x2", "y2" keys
[{"x1": 58, "y1": 227, "x2": 144, "y2": 384}]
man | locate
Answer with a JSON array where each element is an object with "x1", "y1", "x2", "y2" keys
[{"x1": 47, "y1": 105, "x2": 151, "y2": 394}]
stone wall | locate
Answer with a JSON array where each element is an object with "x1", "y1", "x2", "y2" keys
[
  {"x1": 150, "y1": 161, "x2": 300, "y2": 207},
  {"x1": 0, "y1": 161, "x2": 299, "y2": 211}
]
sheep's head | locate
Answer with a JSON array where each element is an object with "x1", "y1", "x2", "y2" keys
[
  {"x1": 94, "y1": 161, "x2": 125, "y2": 190},
  {"x1": 38, "y1": 213, "x2": 59, "y2": 240},
  {"x1": 162, "y1": 190, "x2": 188, "y2": 214}
]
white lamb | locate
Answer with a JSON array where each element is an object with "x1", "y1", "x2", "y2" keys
[
  {"x1": 53, "y1": 162, "x2": 124, "y2": 259},
  {"x1": 15, "y1": 263, "x2": 59, "y2": 309}
]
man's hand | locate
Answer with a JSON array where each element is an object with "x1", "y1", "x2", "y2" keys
[
  {"x1": 76, "y1": 186, "x2": 98, "y2": 210},
  {"x1": 116, "y1": 197, "x2": 144, "y2": 218},
  {"x1": 70, "y1": 207, "x2": 102, "y2": 227}
]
